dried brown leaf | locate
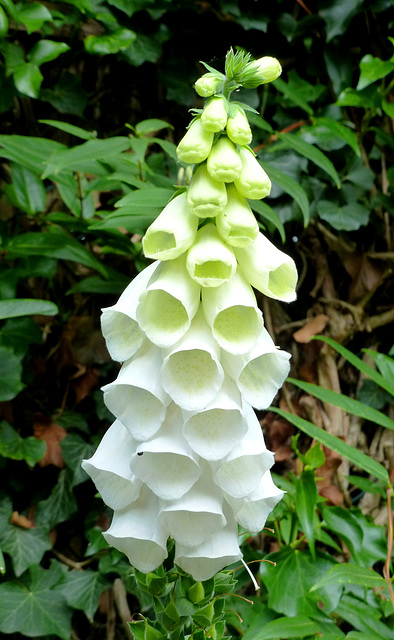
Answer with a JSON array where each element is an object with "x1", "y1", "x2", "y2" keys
[
  {"x1": 10, "y1": 511, "x2": 32, "y2": 529},
  {"x1": 33, "y1": 416, "x2": 67, "y2": 468},
  {"x1": 293, "y1": 315, "x2": 329, "y2": 343}
]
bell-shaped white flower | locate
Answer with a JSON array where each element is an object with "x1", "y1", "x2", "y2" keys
[
  {"x1": 102, "y1": 341, "x2": 170, "y2": 441},
  {"x1": 100, "y1": 261, "x2": 160, "y2": 362},
  {"x1": 235, "y1": 232, "x2": 298, "y2": 302},
  {"x1": 174, "y1": 504, "x2": 242, "y2": 581},
  {"x1": 215, "y1": 184, "x2": 258, "y2": 248},
  {"x1": 206, "y1": 137, "x2": 242, "y2": 183},
  {"x1": 130, "y1": 404, "x2": 201, "y2": 500},
  {"x1": 186, "y1": 163, "x2": 227, "y2": 218},
  {"x1": 212, "y1": 402, "x2": 274, "y2": 498},
  {"x1": 136, "y1": 256, "x2": 201, "y2": 348},
  {"x1": 200, "y1": 96, "x2": 228, "y2": 132},
  {"x1": 159, "y1": 463, "x2": 226, "y2": 547},
  {"x1": 234, "y1": 146, "x2": 271, "y2": 200},
  {"x1": 221, "y1": 327, "x2": 291, "y2": 410},
  {"x1": 202, "y1": 270, "x2": 263, "y2": 354},
  {"x1": 161, "y1": 307, "x2": 224, "y2": 412},
  {"x1": 182, "y1": 375, "x2": 246, "y2": 461},
  {"x1": 104, "y1": 485, "x2": 168, "y2": 573},
  {"x1": 194, "y1": 73, "x2": 223, "y2": 98},
  {"x1": 186, "y1": 223, "x2": 236, "y2": 288},
  {"x1": 142, "y1": 193, "x2": 198, "y2": 261},
  {"x1": 226, "y1": 106, "x2": 252, "y2": 145},
  {"x1": 176, "y1": 118, "x2": 214, "y2": 164},
  {"x1": 82, "y1": 420, "x2": 142, "y2": 510},
  {"x1": 225, "y1": 470, "x2": 284, "y2": 532}
]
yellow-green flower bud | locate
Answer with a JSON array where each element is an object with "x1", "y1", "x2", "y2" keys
[
  {"x1": 216, "y1": 184, "x2": 258, "y2": 247},
  {"x1": 207, "y1": 137, "x2": 242, "y2": 183},
  {"x1": 187, "y1": 581, "x2": 205, "y2": 603},
  {"x1": 187, "y1": 163, "x2": 227, "y2": 218},
  {"x1": 194, "y1": 73, "x2": 222, "y2": 97},
  {"x1": 176, "y1": 118, "x2": 214, "y2": 165},
  {"x1": 234, "y1": 147, "x2": 271, "y2": 200},
  {"x1": 226, "y1": 107, "x2": 252, "y2": 145},
  {"x1": 252, "y1": 56, "x2": 282, "y2": 84},
  {"x1": 200, "y1": 96, "x2": 228, "y2": 133}
]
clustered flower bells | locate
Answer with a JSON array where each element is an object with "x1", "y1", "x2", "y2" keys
[{"x1": 83, "y1": 49, "x2": 298, "y2": 582}]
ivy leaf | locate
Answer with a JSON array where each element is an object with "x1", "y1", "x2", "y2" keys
[
  {"x1": 61, "y1": 434, "x2": 96, "y2": 486},
  {"x1": 310, "y1": 563, "x2": 386, "y2": 592},
  {"x1": 277, "y1": 133, "x2": 341, "y2": 188},
  {"x1": 0, "y1": 345, "x2": 24, "y2": 401},
  {"x1": 58, "y1": 570, "x2": 111, "y2": 621},
  {"x1": 249, "y1": 615, "x2": 320, "y2": 639},
  {"x1": 0, "y1": 563, "x2": 72, "y2": 638},
  {"x1": 35, "y1": 469, "x2": 78, "y2": 530},
  {"x1": 14, "y1": 2, "x2": 52, "y2": 33},
  {"x1": 13, "y1": 63, "x2": 43, "y2": 98},
  {"x1": 0, "y1": 421, "x2": 46, "y2": 466},
  {"x1": 28, "y1": 40, "x2": 70, "y2": 66}
]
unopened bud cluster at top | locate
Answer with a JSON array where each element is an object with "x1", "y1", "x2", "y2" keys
[{"x1": 83, "y1": 49, "x2": 297, "y2": 582}]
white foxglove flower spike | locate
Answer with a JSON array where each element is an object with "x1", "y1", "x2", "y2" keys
[
  {"x1": 186, "y1": 163, "x2": 227, "y2": 218},
  {"x1": 182, "y1": 375, "x2": 246, "y2": 461},
  {"x1": 226, "y1": 106, "x2": 252, "y2": 145},
  {"x1": 225, "y1": 470, "x2": 284, "y2": 532},
  {"x1": 81, "y1": 420, "x2": 142, "y2": 510},
  {"x1": 176, "y1": 118, "x2": 214, "y2": 164},
  {"x1": 142, "y1": 192, "x2": 198, "y2": 261},
  {"x1": 161, "y1": 307, "x2": 224, "y2": 412},
  {"x1": 186, "y1": 223, "x2": 236, "y2": 288},
  {"x1": 221, "y1": 327, "x2": 291, "y2": 410},
  {"x1": 200, "y1": 96, "x2": 228, "y2": 132},
  {"x1": 158, "y1": 462, "x2": 226, "y2": 547},
  {"x1": 234, "y1": 146, "x2": 271, "y2": 200},
  {"x1": 213, "y1": 402, "x2": 274, "y2": 498},
  {"x1": 136, "y1": 255, "x2": 201, "y2": 348},
  {"x1": 174, "y1": 504, "x2": 242, "y2": 581},
  {"x1": 130, "y1": 403, "x2": 201, "y2": 500},
  {"x1": 215, "y1": 184, "x2": 259, "y2": 248},
  {"x1": 202, "y1": 269, "x2": 263, "y2": 355},
  {"x1": 235, "y1": 231, "x2": 298, "y2": 303},
  {"x1": 100, "y1": 261, "x2": 160, "y2": 362},
  {"x1": 104, "y1": 485, "x2": 168, "y2": 573},
  {"x1": 102, "y1": 341, "x2": 170, "y2": 441},
  {"x1": 206, "y1": 137, "x2": 242, "y2": 183}
]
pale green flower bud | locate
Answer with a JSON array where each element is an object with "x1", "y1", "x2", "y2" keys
[
  {"x1": 194, "y1": 72, "x2": 223, "y2": 97},
  {"x1": 252, "y1": 56, "x2": 282, "y2": 85},
  {"x1": 234, "y1": 146, "x2": 271, "y2": 200},
  {"x1": 226, "y1": 107, "x2": 252, "y2": 145},
  {"x1": 200, "y1": 96, "x2": 228, "y2": 132},
  {"x1": 206, "y1": 137, "x2": 242, "y2": 183},
  {"x1": 186, "y1": 223, "x2": 236, "y2": 288},
  {"x1": 187, "y1": 163, "x2": 227, "y2": 218},
  {"x1": 216, "y1": 184, "x2": 258, "y2": 247},
  {"x1": 176, "y1": 118, "x2": 214, "y2": 164}
]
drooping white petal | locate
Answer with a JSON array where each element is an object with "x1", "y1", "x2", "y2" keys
[
  {"x1": 102, "y1": 341, "x2": 170, "y2": 441},
  {"x1": 213, "y1": 402, "x2": 274, "y2": 498},
  {"x1": 159, "y1": 463, "x2": 226, "y2": 547},
  {"x1": 215, "y1": 184, "x2": 258, "y2": 248},
  {"x1": 100, "y1": 261, "x2": 160, "y2": 362},
  {"x1": 206, "y1": 137, "x2": 242, "y2": 183},
  {"x1": 221, "y1": 327, "x2": 291, "y2": 409},
  {"x1": 142, "y1": 193, "x2": 198, "y2": 261},
  {"x1": 233, "y1": 146, "x2": 271, "y2": 200},
  {"x1": 176, "y1": 118, "x2": 214, "y2": 164},
  {"x1": 174, "y1": 504, "x2": 242, "y2": 581},
  {"x1": 136, "y1": 255, "x2": 201, "y2": 348},
  {"x1": 82, "y1": 420, "x2": 142, "y2": 510},
  {"x1": 200, "y1": 96, "x2": 228, "y2": 132},
  {"x1": 182, "y1": 375, "x2": 246, "y2": 460},
  {"x1": 161, "y1": 307, "x2": 224, "y2": 411},
  {"x1": 202, "y1": 269, "x2": 263, "y2": 354},
  {"x1": 235, "y1": 232, "x2": 298, "y2": 303},
  {"x1": 130, "y1": 404, "x2": 201, "y2": 500},
  {"x1": 186, "y1": 223, "x2": 236, "y2": 288},
  {"x1": 225, "y1": 471, "x2": 284, "y2": 532},
  {"x1": 186, "y1": 164, "x2": 227, "y2": 218},
  {"x1": 104, "y1": 485, "x2": 168, "y2": 573}
]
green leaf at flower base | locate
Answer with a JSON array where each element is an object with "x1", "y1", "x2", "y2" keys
[
  {"x1": 0, "y1": 345, "x2": 24, "y2": 401},
  {"x1": 336, "y1": 594, "x2": 394, "y2": 639},
  {"x1": 42, "y1": 136, "x2": 131, "y2": 177},
  {"x1": 310, "y1": 564, "x2": 386, "y2": 593},
  {"x1": 0, "y1": 298, "x2": 59, "y2": 320},
  {"x1": 9, "y1": 163, "x2": 47, "y2": 214},
  {"x1": 0, "y1": 135, "x2": 66, "y2": 175},
  {"x1": 84, "y1": 28, "x2": 136, "y2": 55},
  {"x1": 14, "y1": 2, "x2": 52, "y2": 33},
  {"x1": 38, "y1": 119, "x2": 96, "y2": 140},
  {"x1": 0, "y1": 421, "x2": 46, "y2": 466},
  {"x1": 248, "y1": 200, "x2": 286, "y2": 243},
  {"x1": 295, "y1": 469, "x2": 317, "y2": 559},
  {"x1": 260, "y1": 161, "x2": 310, "y2": 226},
  {"x1": 58, "y1": 570, "x2": 111, "y2": 621},
  {"x1": 134, "y1": 119, "x2": 174, "y2": 136},
  {"x1": 304, "y1": 442, "x2": 326, "y2": 469},
  {"x1": 271, "y1": 407, "x2": 389, "y2": 483},
  {"x1": 288, "y1": 378, "x2": 394, "y2": 431},
  {"x1": 317, "y1": 201, "x2": 370, "y2": 231},
  {"x1": 0, "y1": 563, "x2": 72, "y2": 638},
  {"x1": 248, "y1": 615, "x2": 320, "y2": 640},
  {"x1": 35, "y1": 469, "x2": 78, "y2": 531},
  {"x1": 0, "y1": 496, "x2": 52, "y2": 577},
  {"x1": 115, "y1": 186, "x2": 174, "y2": 209},
  {"x1": 13, "y1": 63, "x2": 43, "y2": 98},
  {"x1": 277, "y1": 132, "x2": 341, "y2": 188}
]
